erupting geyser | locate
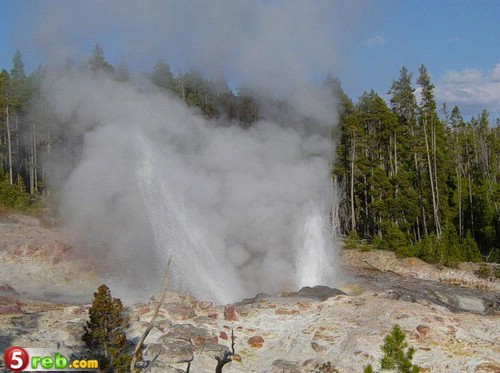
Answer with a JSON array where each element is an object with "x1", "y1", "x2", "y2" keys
[{"x1": 45, "y1": 70, "x2": 340, "y2": 303}]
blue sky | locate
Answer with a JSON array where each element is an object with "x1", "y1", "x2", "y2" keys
[{"x1": 1, "y1": 0, "x2": 499, "y2": 121}]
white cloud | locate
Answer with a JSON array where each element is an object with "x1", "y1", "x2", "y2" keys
[
  {"x1": 436, "y1": 63, "x2": 500, "y2": 114},
  {"x1": 446, "y1": 36, "x2": 460, "y2": 43},
  {"x1": 362, "y1": 35, "x2": 386, "y2": 47}
]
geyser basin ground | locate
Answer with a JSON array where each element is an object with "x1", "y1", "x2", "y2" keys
[{"x1": 1, "y1": 215, "x2": 497, "y2": 373}]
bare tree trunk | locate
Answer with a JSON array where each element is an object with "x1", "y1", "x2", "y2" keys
[
  {"x1": 432, "y1": 118, "x2": 440, "y2": 230},
  {"x1": 179, "y1": 74, "x2": 186, "y2": 103},
  {"x1": 5, "y1": 104, "x2": 13, "y2": 185},
  {"x1": 393, "y1": 130, "x2": 399, "y2": 227},
  {"x1": 32, "y1": 119, "x2": 38, "y2": 193},
  {"x1": 331, "y1": 174, "x2": 340, "y2": 235},
  {"x1": 350, "y1": 137, "x2": 356, "y2": 231},
  {"x1": 29, "y1": 140, "x2": 34, "y2": 194},
  {"x1": 411, "y1": 125, "x2": 425, "y2": 239},
  {"x1": 423, "y1": 118, "x2": 441, "y2": 239},
  {"x1": 364, "y1": 174, "x2": 369, "y2": 237},
  {"x1": 457, "y1": 168, "x2": 462, "y2": 237},
  {"x1": 130, "y1": 259, "x2": 172, "y2": 373},
  {"x1": 394, "y1": 130, "x2": 398, "y2": 176},
  {"x1": 44, "y1": 128, "x2": 51, "y2": 196},
  {"x1": 15, "y1": 114, "x2": 19, "y2": 178},
  {"x1": 468, "y1": 172, "x2": 474, "y2": 236}
]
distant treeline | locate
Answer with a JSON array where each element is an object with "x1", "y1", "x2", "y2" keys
[
  {"x1": 0, "y1": 44, "x2": 498, "y2": 263},
  {"x1": 332, "y1": 67, "x2": 499, "y2": 264}
]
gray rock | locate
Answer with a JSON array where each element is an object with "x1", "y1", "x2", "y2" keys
[
  {"x1": 160, "y1": 323, "x2": 211, "y2": 342},
  {"x1": 143, "y1": 343, "x2": 166, "y2": 360},
  {"x1": 142, "y1": 359, "x2": 186, "y2": 373},
  {"x1": 126, "y1": 322, "x2": 164, "y2": 344},
  {"x1": 266, "y1": 359, "x2": 305, "y2": 373},
  {"x1": 155, "y1": 339, "x2": 194, "y2": 364},
  {"x1": 454, "y1": 295, "x2": 485, "y2": 314},
  {"x1": 0, "y1": 283, "x2": 18, "y2": 295},
  {"x1": 293, "y1": 285, "x2": 346, "y2": 301},
  {"x1": 236, "y1": 292, "x2": 272, "y2": 305},
  {"x1": 164, "y1": 302, "x2": 195, "y2": 320},
  {"x1": 196, "y1": 342, "x2": 228, "y2": 355}
]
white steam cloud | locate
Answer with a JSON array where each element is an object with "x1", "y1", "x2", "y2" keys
[{"x1": 31, "y1": 1, "x2": 355, "y2": 303}]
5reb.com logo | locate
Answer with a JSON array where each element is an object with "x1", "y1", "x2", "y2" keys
[{"x1": 4, "y1": 347, "x2": 99, "y2": 371}]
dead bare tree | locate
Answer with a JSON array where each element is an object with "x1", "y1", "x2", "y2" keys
[
  {"x1": 215, "y1": 329, "x2": 235, "y2": 373},
  {"x1": 130, "y1": 258, "x2": 235, "y2": 373},
  {"x1": 130, "y1": 257, "x2": 171, "y2": 373}
]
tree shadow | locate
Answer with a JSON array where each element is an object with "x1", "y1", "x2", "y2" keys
[{"x1": 0, "y1": 312, "x2": 43, "y2": 371}]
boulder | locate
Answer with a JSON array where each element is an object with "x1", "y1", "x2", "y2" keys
[
  {"x1": 155, "y1": 339, "x2": 193, "y2": 364},
  {"x1": 61, "y1": 322, "x2": 86, "y2": 348},
  {"x1": 454, "y1": 295, "x2": 486, "y2": 314},
  {"x1": 0, "y1": 304, "x2": 24, "y2": 314},
  {"x1": 236, "y1": 292, "x2": 272, "y2": 306},
  {"x1": 224, "y1": 304, "x2": 237, "y2": 321},
  {"x1": 416, "y1": 324, "x2": 430, "y2": 337},
  {"x1": 293, "y1": 285, "x2": 347, "y2": 301},
  {"x1": 160, "y1": 323, "x2": 211, "y2": 342},
  {"x1": 248, "y1": 335, "x2": 265, "y2": 348},
  {"x1": 139, "y1": 357, "x2": 185, "y2": 373},
  {"x1": 267, "y1": 359, "x2": 304, "y2": 373},
  {"x1": 195, "y1": 300, "x2": 213, "y2": 310},
  {"x1": 0, "y1": 283, "x2": 18, "y2": 295},
  {"x1": 164, "y1": 302, "x2": 195, "y2": 320},
  {"x1": 126, "y1": 321, "x2": 164, "y2": 344}
]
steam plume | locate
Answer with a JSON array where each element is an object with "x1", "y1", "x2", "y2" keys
[{"x1": 33, "y1": 1, "x2": 352, "y2": 303}]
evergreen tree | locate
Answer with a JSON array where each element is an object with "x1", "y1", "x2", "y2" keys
[
  {"x1": 115, "y1": 63, "x2": 130, "y2": 83},
  {"x1": 10, "y1": 50, "x2": 26, "y2": 83},
  {"x1": 388, "y1": 66, "x2": 425, "y2": 241},
  {"x1": 178, "y1": 68, "x2": 219, "y2": 118},
  {"x1": 83, "y1": 284, "x2": 131, "y2": 372},
  {"x1": 149, "y1": 59, "x2": 176, "y2": 92},
  {"x1": 388, "y1": 66, "x2": 417, "y2": 127},
  {"x1": 237, "y1": 86, "x2": 259, "y2": 126},
  {"x1": 379, "y1": 325, "x2": 419, "y2": 373},
  {"x1": 357, "y1": 90, "x2": 398, "y2": 238},
  {"x1": 89, "y1": 43, "x2": 115, "y2": 75}
]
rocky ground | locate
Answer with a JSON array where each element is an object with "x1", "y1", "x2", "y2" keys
[{"x1": 0, "y1": 213, "x2": 499, "y2": 372}]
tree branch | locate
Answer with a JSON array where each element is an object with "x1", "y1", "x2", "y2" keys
[
  {"x1": 215, "y1": 328, "x2": 234, "y2": 373},
  {"x1": 130, "y1": 257, "x2": 172, "y2": 373}
]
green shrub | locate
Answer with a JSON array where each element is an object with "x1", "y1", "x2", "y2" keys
[
  {"x1": 476, "y1": 264, "x2": 491, "y2": 279},
  {"x1": 395, "y1": 244, "x2": 417, "y2": 259},
  {"x1": 415, "y1": 233, "x2": 438, "y2": 264},
  {"x1": 0, "y1": 174, "x2": 41, "y2": 214},
  {"x1": 377, "y1": 224, "x2": 408, "y2": 252},
  {"x1": 460, "y1": 232, "x2": 481, "y2": 263},
  {"x1": 344, "y1": 230, "x2": 374, "y2": 252},
  {"x1": 345, "y1": 230, "x2": 361, "y2": 250}
]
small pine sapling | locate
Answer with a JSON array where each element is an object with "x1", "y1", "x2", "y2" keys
[{"x1": 364, "y1": 324, "x2": 420, "y2": 373}]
